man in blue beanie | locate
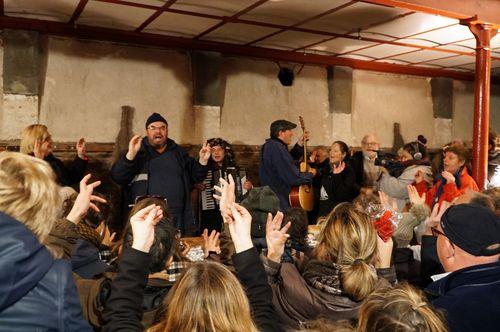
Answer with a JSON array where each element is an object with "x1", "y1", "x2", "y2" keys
[{"x1": 111, "y1": 113, "x2": 211, "y2": 235}]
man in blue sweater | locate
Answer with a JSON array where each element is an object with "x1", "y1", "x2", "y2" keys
[
  {"x1": 259, "y1": 119, "x2": 315, "y2": 211},
  {"x1": 426, "y1": 204, "x2": 500, "y2": 332}
]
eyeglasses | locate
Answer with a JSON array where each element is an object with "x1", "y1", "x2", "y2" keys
[
  {"x1": 362, "y1": 141, "x2": 379, "y2": 146},
  {"x1": 431, "y1": 226, "x2": 455, "y2": 249},
  {"x1": 147, "y1": 125, "x2": 167, "y2": 131}
]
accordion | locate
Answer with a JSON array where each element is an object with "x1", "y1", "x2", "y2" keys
[{"x1": 201, "y1": 167, "x2": 248, "y2": 211}]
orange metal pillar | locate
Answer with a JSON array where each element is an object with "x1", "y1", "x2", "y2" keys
[{"x1": 468, "y1": 23, "x2": 497, "y2": 189}]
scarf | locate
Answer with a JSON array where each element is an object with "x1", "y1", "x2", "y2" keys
[{"x1": 302, "y1": 260, "x2": 343, "y2": 295}]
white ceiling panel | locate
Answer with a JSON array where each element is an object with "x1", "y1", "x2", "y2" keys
[
  {"x1": 171, "y1": 0, "x2": 257, "y2": 17},
  {"x1": 255, "y1": 30, "x2": 326, "y2": 50},
  {"x1": 309, "y1": 37, "x2": 377, "y2": 54},
  {"x1": 240, "y1": 0, "x2": 349, "y2": 26},
  {"x1": 412, "y1": 24, "x2": 473, "y2": 45},
  {"x1": 143, "y1": 11, "x2": 220, "y2": 37},
  {"x1": 391, "y1": 49, "x2": 452, "y2": 63},
  {"x1": 301, "y1": 2, "x2": 407, "y2": 34},
  {"x1": 4, "y1": 0, "x2": 79, "y2": 22},
  {"x1": 424, "y1": 55, "x2": 475, "y2": 67},
  {"x1": 79, "y1": 1, "x2": 156, "y2": 30},
  {"x1": 365, "y1": 12, "x2": 457, "y2": 39},
  {"x1": 355, "y1": 44, "x2": 417, "y2": 59},
  {"x1": 201, "y1": 23, "x2": 280, "y2": 44},
  {"x1": 490, "y1": 35, "x2": 500, "y2": 48}
]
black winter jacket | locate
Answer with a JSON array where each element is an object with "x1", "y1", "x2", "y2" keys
[
  {"x1": 426, "y1": 261, "x2": 500, "y2": 332},
  {"x1": 0, "y1": 212, "x2": 91, "y2": 331},
  {"x1": 110, "y1": 138, "x2": 208, "y2": 235},
  {"x1": 318, "y1": 164, "x2": 359, "y2": 216}
]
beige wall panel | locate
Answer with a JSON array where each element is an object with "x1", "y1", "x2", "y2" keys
[
  {"x1": 219, "y1": 58, "x2": 330, "y2": 146},
  {"x1": 38, "y1": 37, "x2": 193, "y2": 143},
  {"x1": 453, "y1": 81, "x2": 500, "y2": 142},
  {"x1": 0, "y1": 94, "x2": 38, "y2": 139},
  {"x1": 351, "y1": 70, "x2": 436, "y2": 147},
  {"x1": 452, "y1": 80, "x2": 474, "y2": 142}
]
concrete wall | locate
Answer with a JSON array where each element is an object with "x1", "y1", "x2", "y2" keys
[{"x1": 1, "y1": 34, "x2": 499, "y2": 149}]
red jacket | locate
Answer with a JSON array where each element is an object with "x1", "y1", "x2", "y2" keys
[{"x1": 415, "y1": 168, "x2": 479, "y2": 208}]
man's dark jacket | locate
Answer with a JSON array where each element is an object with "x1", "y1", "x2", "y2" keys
[
  {"x1": 259, "y1": 138, "x2": 313, "y2": 211},
  {"x1": 426, "y1": 261, "x2": 500, "y2": 332},
  {"x1": 110, "y1": 137, "x2": 208, "y2": 235},
  {"x1": 0, "y1": 212, "x2": 91, "y2": 331},
  {"x1": 350, "y1": 150, "x2": 365, "y2": 187}
]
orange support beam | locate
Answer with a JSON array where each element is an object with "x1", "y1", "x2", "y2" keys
[{"x1": 468, "y1": 23, "x2": 497, "y2": 189}]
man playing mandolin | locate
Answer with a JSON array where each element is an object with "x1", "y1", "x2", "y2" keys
[{"x1": 259, "y1": 119, "x2": 316, "y2": 211}]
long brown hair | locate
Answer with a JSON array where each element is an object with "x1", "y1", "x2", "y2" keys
[
  {"x1": 148, "y1": 261, "x2": 259, "y2": 332},
  {"x1": 315, "y1": 202, "x2": 378, "y2": 301}
]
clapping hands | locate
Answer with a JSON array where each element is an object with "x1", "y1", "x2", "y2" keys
[
  {"x1": 265, "y1": 211, "x2": 290, "y2": 263},
  {"x1": 66, "y1": 174, "x2": 107, "y2": 224},
  {"x1": 129, "y1": 204, "x2": 164, "y2": 253}
]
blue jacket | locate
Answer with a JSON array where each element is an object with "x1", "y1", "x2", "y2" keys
[
  {"x1": 426, "y1": 261, "x2": 500, "y2": 332},
  {"x1": 110, "y1": 138, "x2": 208, "y2": 234},
  {"x1": 259, "y1": 138, "x2": 313, "y2": 211},
  {"x1": 0, "y1": 212, "x2": 91, "y2": 331}
]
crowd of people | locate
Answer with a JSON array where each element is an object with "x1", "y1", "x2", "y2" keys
[{"x1": 0, "y1": 113, "x2": 499, "y2": 331}]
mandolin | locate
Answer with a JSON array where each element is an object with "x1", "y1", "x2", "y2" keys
[{"x1": 289, "y1": 116, "x2": 315, "y2": 211}]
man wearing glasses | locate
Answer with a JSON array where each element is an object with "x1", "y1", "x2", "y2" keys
[
  {"x1": 426, "y1": 204, "x2": 500, "y2": 332},
  {"x1": 350, "y1": 134, "x2": 382, "y2": 188},
  {"x1": 111, "y1": 113, "x2": 211, "y2": 235}
]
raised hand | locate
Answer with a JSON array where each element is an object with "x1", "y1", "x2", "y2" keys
[
  {"x1": 379, "y1": 191, "x2": 397, "y2": 211},
  {"x1": 126, "y1": 135, "x2": 142, "y2": 161},
  {"x1": 424, "y1": 200, "x2": 451, "y2": 236},
  {"x1": 332, "y1": 161, "x2": 346, "y2": 174},
  {"x1": 441, "y1": 171, "x2": 455, "y2": 184},
  {"x1": 129, "y1": 204, "x2": 163, "y2": 253},
  {"x1": 202, "y1": 229, "x2": 221, "y2": 258},
  {"x1": 375, "y1": 235, "x2": 393, "y2": 268},
  {"x1": 298, "y1": 130, "x2": 310, "y2": 146},
  {"x1": 265, "y1": 211, "x2": 290, "y2": 262},
  {"x1": 67, "y1": 174, "x2": 107, "y2": 224},
  {"x1": 198, "y1": 140, "x2": 211, "y2": 166},
  {"x1": 242, "y1": 180, "x2": 253, "y2": 191},
  {"x1": 407, "y1": 185, "x2": 426, "y2": 206},
  {"x1": 76, "y1": 137, "x2": 87, "y2": 159},
  {"x1": 227, "y1": 203, "x2": 254, "y2": 253},
  {"x1": 213, "y1": 174, "x2": 236, "y2": 224}
]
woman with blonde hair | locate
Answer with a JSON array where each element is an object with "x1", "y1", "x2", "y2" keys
[
  {"x1": 148, "y1": 261, "x2": 259, "y2": 332},
  {"x1": 20, "y1": 124, "x2": 88, "y2": 186},
  {"x1": 264, "y1": 202, "x2": 396, "y2": 329},
  {"x1": 103, "y1": 175, "x2": 280, "y2": 332},
  {"x1": 357, "y1": 283, "x2": 448, "y2": 332},
  {"x1": 0, "y1": 151, "x2": 100, "y2": 330}
]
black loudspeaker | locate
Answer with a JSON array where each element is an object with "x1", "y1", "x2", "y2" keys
[
  {"x1": 278, "y1": 67, "x2": 294, "y2": 86},
  {"x1": 3, "y1": 29, "x2": 40, "y2": 95}
]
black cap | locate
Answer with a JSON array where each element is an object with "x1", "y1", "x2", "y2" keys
[
  {"x1": 270, "y1": 120, "x2": 297, "y2": 138},
  {"x1": 440, "y1": 203, "x2": 500, "y2": 256},
  {"x1": 145, "y1": 113, "x2": 168, "y2": 128}
]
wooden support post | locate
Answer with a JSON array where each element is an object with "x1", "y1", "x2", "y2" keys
[{"x1": 468, "y1": 23, "x2": 497, "y2": 189}]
